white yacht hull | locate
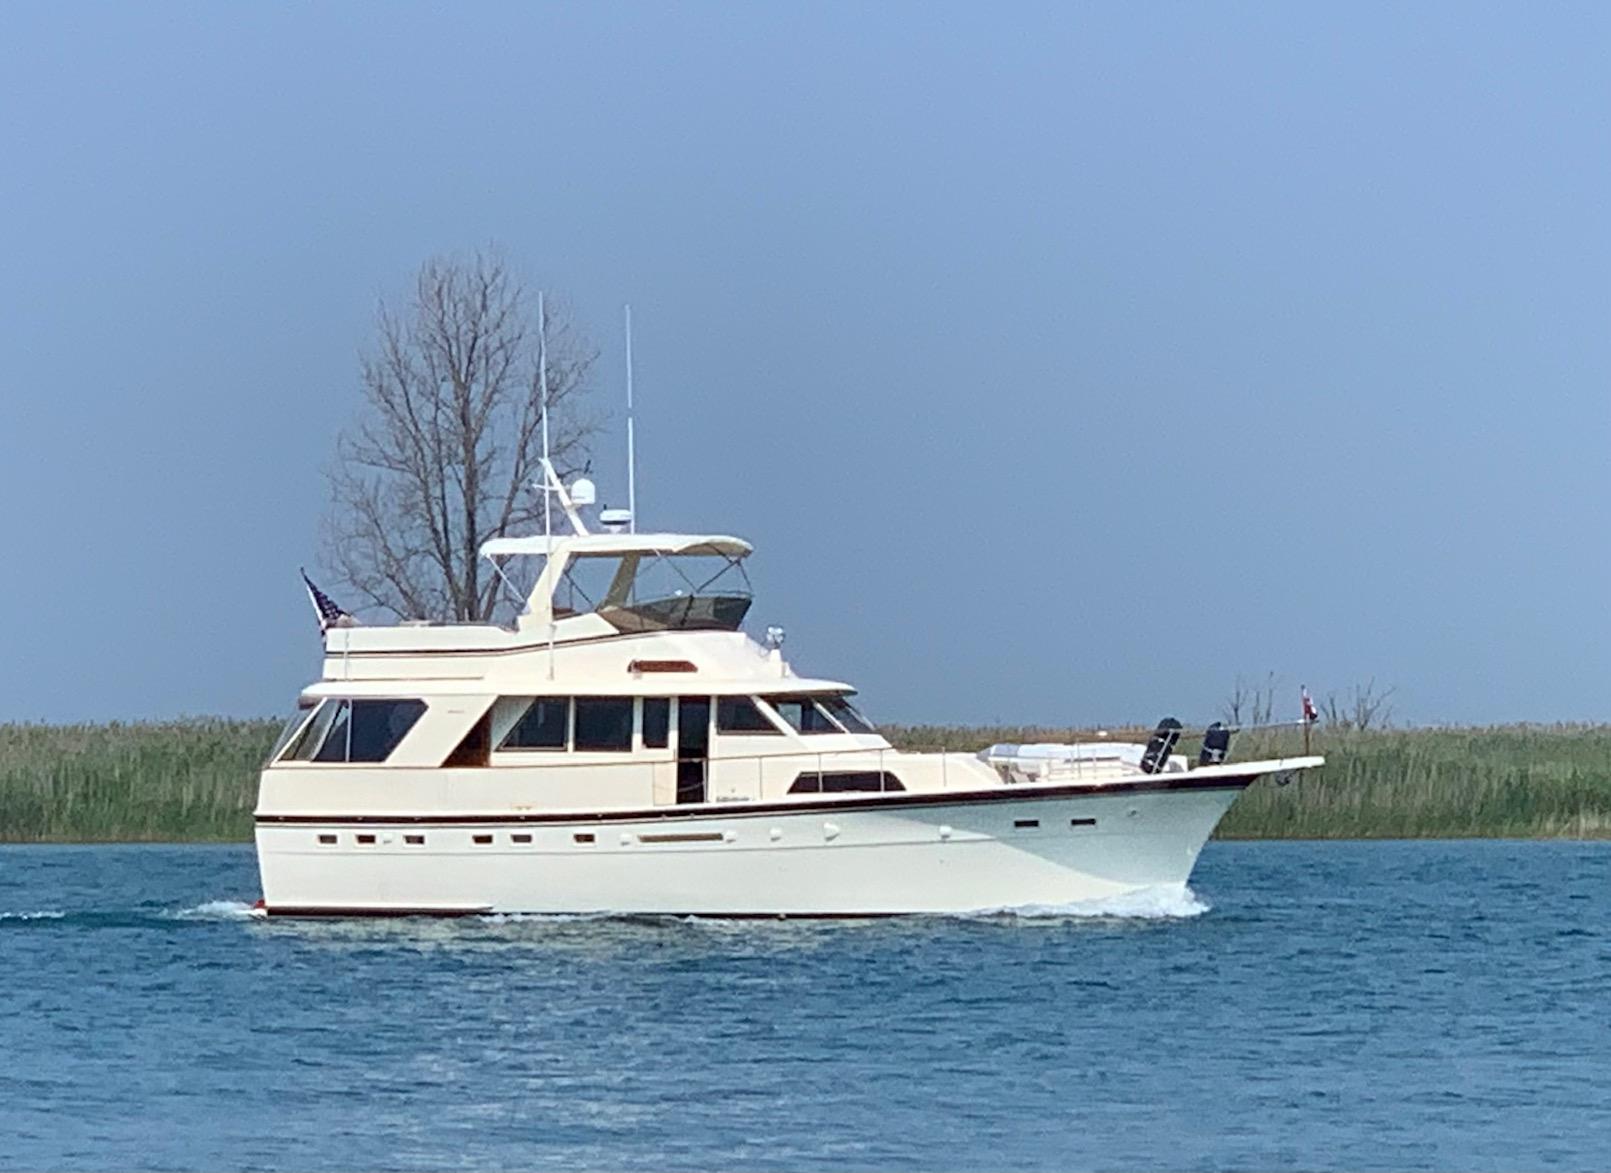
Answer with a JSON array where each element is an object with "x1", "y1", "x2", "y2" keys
[{"x1": 254, "y1": 774, "x2": 1255, "y2": 917}]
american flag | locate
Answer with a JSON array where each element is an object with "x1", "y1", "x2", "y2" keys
[
  {"x1": 1301, "y1": 686, "x2": 1319, "y2": 724},
  {"x1": 300, "y1": 569, "x2": 350, "y2": 633}
]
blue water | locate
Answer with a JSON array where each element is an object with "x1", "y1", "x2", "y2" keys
[{"x1": 1, "y1": 842, "x2": 1607, "y2": 1170}]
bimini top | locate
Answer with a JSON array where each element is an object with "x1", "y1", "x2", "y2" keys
[{"x1": 478, "y1": 532, "x2": 753, "y2": 560}]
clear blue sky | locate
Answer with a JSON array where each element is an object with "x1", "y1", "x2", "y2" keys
[{"x1": 1, "y1": 2, "x2": 1605, "y2": 726}]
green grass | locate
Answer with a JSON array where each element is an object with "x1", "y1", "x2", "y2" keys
[
  {"x1": 1, "y1": 718, "x2": 1609, "y2": 842},
  {"x1": 885, "y1": 721, "x2": 1611, "y2": 839},
  {"x1": 0, "y1": 719, "x2": 278, "y2": 842}
]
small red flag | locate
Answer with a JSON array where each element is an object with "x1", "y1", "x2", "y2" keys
[{"x1": 1301, "y1": 687, "x2": 1318, "y2": 724}]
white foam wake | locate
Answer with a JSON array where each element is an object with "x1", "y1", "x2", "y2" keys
[
  {"x1": 171, "y1": 900, "x2": 260, "y2": 920},
  {"x1": 0, "y1": 909, "x2": 66, "y2": 921},
  {"x1": 974, "y1": 884, "x2": 1211, "y2": 920}
]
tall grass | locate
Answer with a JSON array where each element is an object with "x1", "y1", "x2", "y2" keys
[
  {"x1": 884, "y1": 721, "x2": 1611, "y2": 839},
  {"x1": 0, "y1": 719, "x2": 277, "y2": 842},
  {"x1": 1, "y1": 718, "x2": 1608, "y2": 841}
]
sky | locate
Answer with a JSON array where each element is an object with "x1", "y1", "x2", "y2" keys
[{"x1": 0, "y1": 2, "x2": 1606, "y2": 727}]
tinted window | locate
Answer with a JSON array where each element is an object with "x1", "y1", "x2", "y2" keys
[
  {"x1": 282, "y1": 699, "x2": 339, "y2": 761},
  {"x1": 717, "y1": 696, "x2": 781, "y2": 734},
  {"x1": 789, "y1": 771, "x2": 904, "y2": 794},
  {"x1": 764, "y1": 695, "x2": 842, "y2": 734},
  {"x1": 821, "y1": 696, "x2": 876, "y2": 734},
  {"x1": 312, "y1": 701, "x2": 352, "y2": 762},
  {"x1": 642, "y1": 698, "x2": 670, "y2": 749},
  {"x1": 269, "y1": 703, "x2": 317, "y2": 760},
  {"x1": 504, "y1": 699, "x2": 568, "y2": 749},
  {"x1": 346, "y1": 699, "x2": 427, "y2": 762},
  {"x1": 574, "y1": 696, "x2": 633, "y2": 751}
]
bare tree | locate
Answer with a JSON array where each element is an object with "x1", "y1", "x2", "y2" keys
[
  {"x1": 324, "y1": 251, "x2": 599, "y2": 621},
  {"x1": 1222, "y1": 671, "x2": 1279, "y2": 727},
  {"x1": 1320, "y1": 679, "x2": 1396, "y2": 731}
]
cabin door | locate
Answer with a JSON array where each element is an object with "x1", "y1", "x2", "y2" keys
[{"x1": 676, "y1": 697, "x2": 710, "y2": 804}]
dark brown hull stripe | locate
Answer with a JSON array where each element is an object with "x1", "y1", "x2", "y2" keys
[
  {"x1": 264, "y1": 907, "x2": 1026, "y2": 920},
  {"x1": 255, "y1": 772, "x2": 1256, "y2": 827}
]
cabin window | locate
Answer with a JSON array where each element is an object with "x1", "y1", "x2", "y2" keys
[
  {"x1": 788, "y1": 771, "x2": 904, "y2": 794},
  {"x1": 717, "y1": 697, "x2": 782, "y2": 735},
  {"x1": 819, "y1": 695, "x2": 877, "y2": 734},
  {"x1": 762, "y1": 695, "x2": 843, "y2": 734},
  {"x1": 267, "y1": 700, "x2": 317, "y2": 761},
  {"x1": 641, "y1": 697, "x2": 670, "y2": 749},
  {"x1": 281, "y1": 699, "x2": 340, "y2": 761},
  {"x1": 347, "y1": 700, "x2": 427, "y2": 762},
  {"x1": 280, "y1": 698, "x2": 426, "y2": 763},
  {"x1": 503, "y1": 698, "x2": 569, "y2": 750},
  {"x1": 574, "y1": 697, "x2": 633, "y2": 752}
]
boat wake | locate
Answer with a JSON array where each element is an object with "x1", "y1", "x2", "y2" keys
[
  {"x1": 971, "y1": 884, "x2": 1211, "y2": 921},
  {"x1": 169, "y1": 900, "x2": 260, "y2": 921}
]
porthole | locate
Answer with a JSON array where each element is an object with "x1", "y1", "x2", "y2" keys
[
  {"x1": 472, "y1": 834, "x2": 493, "y2": 845},
  {"x1": 356, "y1": 833, "x2": 376, "y2": 845},
  {"x1": 317, "y1": 833, "x2": 337, "y2": 846},
  {"x1": 511, "y1": 833, "x2": 533, "y2": 845},
  {"x1": 404, "y1": 834, "x2": 425, "y2": 845}
]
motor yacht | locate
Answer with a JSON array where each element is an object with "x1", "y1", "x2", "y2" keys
[{"x1": 255, "y1": 474, "x2": 1321, "y2": 916}]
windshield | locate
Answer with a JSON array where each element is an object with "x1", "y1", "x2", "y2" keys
[
  {"x1": 763, "y1": 695, "x2": 843, "y2": 734},
  {"x1": 563, "y1": 551, "x2": 753, "y2": 632},
  {"x1": 819, "y1": 695, "x2": 876, "y2": 734}
]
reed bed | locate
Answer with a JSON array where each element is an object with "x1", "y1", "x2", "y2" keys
[
  {"x1": 886, "y1": 721, "x2": 1611, "y2": 839},
  {"x1": 0, "y1": 718, "x2": 1608, "y2": 841},
  {"x1": 0, "y1": 719, "x2": 278, "y2": 842}
]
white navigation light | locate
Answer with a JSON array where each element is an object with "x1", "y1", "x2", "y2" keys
[
  {"x1": 599, "y1": 507, "x2": 633, "y2": 533},
  {"x1": 569, "y1": 477, "x2": 597, "y2": 506},
  {"x1": 764, "y1": 625, "x2": 786, "y2": 649}
]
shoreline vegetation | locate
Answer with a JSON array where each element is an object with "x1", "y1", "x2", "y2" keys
[{"x1": 0, "y1": 719, "x2": 1608, "y2": 843}]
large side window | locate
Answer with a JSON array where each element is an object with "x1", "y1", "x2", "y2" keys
[
  {"x1": 641, "y1": 698, "x2": 670, "y2": 749},
  {"x1": 282, "y1": 698, "x2": 426, "y2": 763},
  {"x1": 574, "y1": 697, "x2": 633, "y2": 752},
  {"x1": 503, "y1": 699, "x2": 569, "y2": 749},
  {"x1": 347, "y1": 700, "x2": 427, "y2": 762},
  {"x1": 717, "y1": 696, "x2": 782, "y2": 735}
]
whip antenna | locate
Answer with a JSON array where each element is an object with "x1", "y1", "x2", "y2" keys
[
  {"x1": 539, "y1": 290, "x2": 555, "y2": 679},
  {"x1": 624, "y1": 303, "x2": 637, "y2": 533}
]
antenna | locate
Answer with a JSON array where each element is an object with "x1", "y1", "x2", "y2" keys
[
  {"x1": 539, "y1": 291, "x2": 555, "y2": 680},
  {"x1": 624, "y1": 303, "x2": 637, "y2": 533}
]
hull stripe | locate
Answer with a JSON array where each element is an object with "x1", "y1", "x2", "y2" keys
[{"x1": 255, "y1": 772, "x2": 1256, "y2": 827}]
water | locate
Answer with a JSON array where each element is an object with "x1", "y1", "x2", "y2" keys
[{"x1": 1, "y1": 841, "x2": 1607, "y2": 1171}]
